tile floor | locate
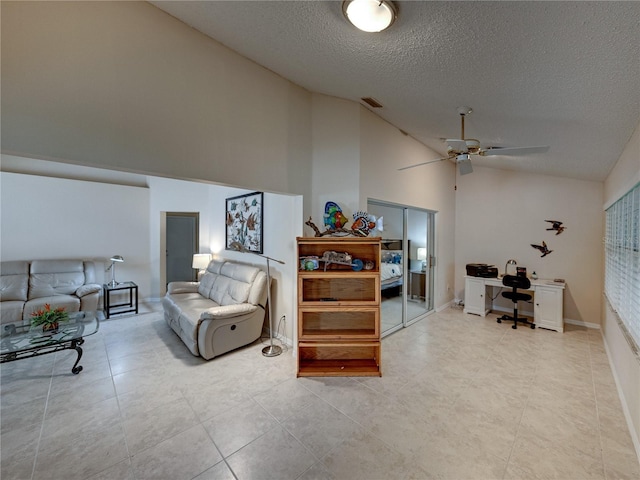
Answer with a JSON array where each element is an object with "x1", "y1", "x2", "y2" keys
[{"x1": 1, "y1": 306, "x2": 639, "y2": 480}]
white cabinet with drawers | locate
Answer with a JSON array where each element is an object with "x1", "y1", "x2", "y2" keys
[
  {"x1": 533, "y1": 286, "x2": 564, "y2": 333},
  {"x1": 463, "y1": 276, "x2": 565, "y2": 333},
  {"x1": 464, "y1": 277, "x2": 492, "y2": 316}
]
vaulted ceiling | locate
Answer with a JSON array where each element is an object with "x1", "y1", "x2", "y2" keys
[{"x1": 151, "y1": 1, "x2": 640, "y2": 182}]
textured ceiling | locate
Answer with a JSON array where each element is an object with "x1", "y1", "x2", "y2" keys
[{"x1": 151, "y1": 1, "x2": 640, "y2": 181}]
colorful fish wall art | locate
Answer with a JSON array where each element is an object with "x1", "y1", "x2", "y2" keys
[
  {"x1": 323, "y1": 202, "x2": 349, "y2": 230},
  {"x1": 351, "y1": 211, "x2": 383, "y2": 237}
]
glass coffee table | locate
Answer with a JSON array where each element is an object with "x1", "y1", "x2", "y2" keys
[{"x1": 0, "y1": 311, "x2": 99, "y2": 374}]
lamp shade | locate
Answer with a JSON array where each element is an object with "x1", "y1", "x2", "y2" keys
[
  {"x1": 343, "y1": 0, "x2": 397, "y2": 32},
  {"x1": 505, "y1": 259, "x2": 517, "y2": 276},
  {"x1": 192, "y1": 253, "x2": 211, "y2": 270},
  {"x1": 107, "y1": 255, "x2": 124, "y2": 287},
  {"x1": 416, "y1": 248, "x2": 427, "y2": 261}
]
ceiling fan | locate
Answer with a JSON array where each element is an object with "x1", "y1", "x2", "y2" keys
[{"x1": 398, "y1": 106, "x2": 550, "y2": 175}]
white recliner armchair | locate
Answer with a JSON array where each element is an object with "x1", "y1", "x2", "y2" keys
[{"x1": 163, "y1": 259, "x2": 268, "y2": 360}]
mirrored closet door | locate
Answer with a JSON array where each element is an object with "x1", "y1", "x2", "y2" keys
[{"x1": 368, "y1": 199, "x2": 435, "y2": 337}]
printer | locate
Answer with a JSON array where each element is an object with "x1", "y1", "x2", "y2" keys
[{"x1": 466, "y1": 263, "x2": 498, "y2": 278}]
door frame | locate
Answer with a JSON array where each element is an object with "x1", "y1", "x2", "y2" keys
[
  {"x1": 404, "y1": 207, "x2": 436, "y2": 327},
  {"x1": 160, "y1": 211, "x2": 200, "y2": 295},
  {"x1": 368, "y1": 198, "x2": 436, "y2": 335}
]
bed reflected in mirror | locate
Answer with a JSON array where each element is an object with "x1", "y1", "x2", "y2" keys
[{"x1": 369, "y1": 200, "x2": 434, "y2": 337}]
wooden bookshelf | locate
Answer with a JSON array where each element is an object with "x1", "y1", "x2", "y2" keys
[{"x1": 297, "y1": 237, "x2": 381, "y2": 377}]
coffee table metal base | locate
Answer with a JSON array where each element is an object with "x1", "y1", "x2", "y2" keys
[
  {"x1": 1, "y1": 334, "x2": 86, "y2": 374},
  {"x1": 0, "y1": 312, "x2": 98, "y2": 375}
]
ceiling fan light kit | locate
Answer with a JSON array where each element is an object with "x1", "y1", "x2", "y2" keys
[
  {"x1": 398, "y1": 106, "x2": 550, "y2": 175},
  {"x1": 456, "y1": 154, "x2": 473, "y2": 176},
  {"x1": 342, "y1": 0, "x2": 397, "y2": 32}
]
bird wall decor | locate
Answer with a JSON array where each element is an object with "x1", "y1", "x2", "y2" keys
[
  {"x1": 531, "y1": 241, "x2": 553, "y2": 257},
  {"x1": 545, "y1": 220, "x2": 565, "y2": 235}
]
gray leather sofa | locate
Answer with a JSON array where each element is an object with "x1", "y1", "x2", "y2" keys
[
  {"x1": 0, "y1": 260, "x2": 102, "y2": 325},
  {"x1": 163, "y1": 259, "x2": 268, "y2": 360}
]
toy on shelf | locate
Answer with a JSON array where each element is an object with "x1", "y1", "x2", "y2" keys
[{"x1": 319, "y1": 251, "x2": 368, "y2": 271}]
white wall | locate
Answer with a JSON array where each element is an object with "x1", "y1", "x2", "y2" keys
[
  {"x1": 204, "y1": 186, "x2": 302, "y2": 345},
  {"x1": 0, "y1": 170, "x2": 151, "y2": 297},
  {"x1": 147, "y1": 176, "x2": 216, "y2": 298},
  {"x1": 454, "y1": 166, "x2": 603, "y2": 326},
  {"x1": 1, "y1": 158, "x2": 302, "y2": 345},
  {"x1": 602, "y1": 122, "x2": 640, "y2": 456}
]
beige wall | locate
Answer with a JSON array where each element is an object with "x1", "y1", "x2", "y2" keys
[
  {"x1": 309, "y1": 95, "x2": 361, "y2": 227},
  {"x1": 1, "y1": 3, "x2": 638, "y2": 444},
  {"x1": 454, "y1": 167, "x2": 603, "y2": 326},
  {"x1": 0, "y1": 0, "x2": 626, "y2": 323},
  {"x1": 1, "y1": 1, "x2": 458, "y2": 334},
  {"x1": 358, "y1": 108, "x2": 457, "y2": 308},
  {"x1": 602, "y1": 122, "x2": 640, "y2": 454},
  {"x1": 604, "y1": 123, "x2": 640, "y2": 207},
  {"x1": 308, "y1": 96, "x2": 458, "y2": 309},
  {"x1": 1, "y1": 1, "x2": 313, "y2": 202}
]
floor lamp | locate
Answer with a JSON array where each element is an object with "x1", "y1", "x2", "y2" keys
[{"x1": 229, "y1": 241, "x2": 285, "y2": 357}]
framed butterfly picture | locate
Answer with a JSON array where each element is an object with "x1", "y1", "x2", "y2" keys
[{"x1": 225, "y1": 191, "x2": 263, "y2": 253}]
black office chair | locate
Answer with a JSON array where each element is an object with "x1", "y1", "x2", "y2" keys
[{"x1": 497, "y1": 275, "x2": 535, "y2": 329}]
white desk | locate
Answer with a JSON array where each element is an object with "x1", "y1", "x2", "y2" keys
[{"x1": 464, "y1": 275, "x2": 565, "y2": 332}]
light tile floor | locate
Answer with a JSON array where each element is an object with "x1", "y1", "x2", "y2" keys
[{"x1": 1, "y1": 306, "x2": 639, "y2": 480}]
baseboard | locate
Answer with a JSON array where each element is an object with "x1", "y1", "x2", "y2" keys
[
  {"x1": 564, "y1": 318, "x2": 601, "y2": 330},
  {"x1": 488, "y1": 307, "x2": 601, "y2": 330},
  {"x1": 436, "y1": 300, "x2": 454, "y2": 312},
  {"x1": 491, "y1": 305, "x2": 534, "y2": 318},
  {"x1": 262, "y1": 327, "x2": 293, "y2": 348}
]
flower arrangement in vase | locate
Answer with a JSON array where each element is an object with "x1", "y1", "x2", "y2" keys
[{"x1": 30, "y1": 304, "x2": 69, "y2": 333}]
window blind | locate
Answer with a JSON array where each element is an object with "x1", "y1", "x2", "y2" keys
[{"x1": 604, "y1": 182, "x2": 640, "y2": 350}]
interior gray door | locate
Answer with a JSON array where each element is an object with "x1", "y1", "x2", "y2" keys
[{"x1": 166, "y1": 213, "x2": 199, "y2": 284}]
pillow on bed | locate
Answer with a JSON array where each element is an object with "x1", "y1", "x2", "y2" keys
[{"x1": 382, "y1": 250, "x2": 402, "y2": 264}]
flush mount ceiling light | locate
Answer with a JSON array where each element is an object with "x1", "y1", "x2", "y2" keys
[{"x1": 342, "y1": 0, "x2": 397, "y2": 32}]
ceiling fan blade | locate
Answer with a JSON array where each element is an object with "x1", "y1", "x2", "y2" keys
[
  {"x1": 397, "y1": 157, "x2": 447, "y2": 171},
  {"x1": 457, "y1": 155, "x2": 473, "y2": 175},
  {"x1": 445, "y1": 139, "x2": 468, "y2": 153},
  {"x1": 480, "y1": 145, "x2": 550, "y2": 156}
]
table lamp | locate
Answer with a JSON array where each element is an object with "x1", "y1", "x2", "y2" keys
[
  {"x1": 192, "y1": 253, "x2": 212, "y2": 280},
  {"x1": 107, "y1": 255, "x2": 124, "y2": 287},
  {"x1": 417, "y1": 247, "x2": 427, "y2": 271},
  {"x1": 505, "y1": 259, "x2": 517, "y2": 276},
  {"x1": 229, "y1": 241, "x2": 285, "y2": 357}
]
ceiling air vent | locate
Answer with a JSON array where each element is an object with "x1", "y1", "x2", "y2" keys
[{"x1": 361, "y1": 97, "x2": 383, "y2": 108}]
